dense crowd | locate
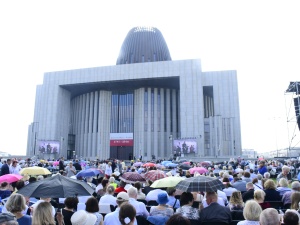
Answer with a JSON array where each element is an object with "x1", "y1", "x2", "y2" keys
[{"x1": 0, "y1": 156, "x2": 300, "y2": 225}]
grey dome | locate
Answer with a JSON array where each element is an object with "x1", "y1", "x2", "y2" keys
[{"x1": 116, "y1": 27, "x2": 172, "y2": 65}]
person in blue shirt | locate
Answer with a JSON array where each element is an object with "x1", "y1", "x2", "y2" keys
[
  {"x1": 167, "y1": 187, "x2": 180, "y2": 209},
  {"x1": 258, "y1": 161, "x2": 268, "y2": 175}
]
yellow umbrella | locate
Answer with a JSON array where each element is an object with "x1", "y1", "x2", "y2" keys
[
  {"x1": 20, "y1": 166, "x2": 52, "y2": 175},
  {"x1": 150, "y1": 176, "x2": 185, "y2": 188}
]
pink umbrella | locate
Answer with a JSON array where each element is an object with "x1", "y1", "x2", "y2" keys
[
  {"x1": 183, "y1": 161, "x2": 190, "y2": 165},
  {"x1": 0, "y1": 174, "x2": 23, "y2": 183},
  {"x1": 142, "y1": 163, "x2": 156, "y2": 168},
  {"x1": 53, "y1": 161, "x2": 59, "y2": 166},
  {"x1": 189, "y1": 167, "x2": 208, "y2": 175}
]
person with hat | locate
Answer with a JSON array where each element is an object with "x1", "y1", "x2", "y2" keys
[
  {"x1": 71, "y1": 210, "x2": 97, "y2": 225},
  {"x1": 104, "y1": 192, "x2": 137, "y2": 225},
  {"x1": 0, "y1": 212, "x2": 18, "y2": 225},
  {"x1": 149, "y1": 192, "x2": 174, "y2": 218}
]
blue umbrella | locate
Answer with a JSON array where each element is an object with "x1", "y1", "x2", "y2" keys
[
  {"x1": 161, "y1": 161, "x2": 172, "y2": 166},
  {"x1": 76, "y1": 169, "x2": 104, "y2": 178},
  {"x1": 166, "y1": 163, "x2": 178, "y2": 168}
]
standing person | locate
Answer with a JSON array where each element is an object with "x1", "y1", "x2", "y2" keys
[
  {"x1": 9, "y1": 160, "x2": 21, "y2": 175},
  {"x1": 59, "y1": 158, "x2": 65, "y2": 171},
  {"x1": 65, "y1": 162, "x2": 77, "y2": 177},
  {"x1": 73, "y1": 159, "x2": 82, "y2": 171},
  {"x1": 5, "y1": 193, "x2": 32, "y2": 225},
  {"x1": 258, "y1": 161, "x2": 268, "y2": 175},
  {"x1": 1, "y1": 159, "x2": 11, "y2": 175},
  {"x1": 105, "y1": 162, "x2": 113, "y2": 178}
]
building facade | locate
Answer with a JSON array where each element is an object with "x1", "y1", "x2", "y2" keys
[{"x1": 27, "y1": 27, "x2": 242, "y2": 160}]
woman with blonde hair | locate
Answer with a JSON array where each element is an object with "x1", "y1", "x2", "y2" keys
[
  {"x1": 264, "y1": 179, "x2": 281, "y2": 201},
  {"x1": 228, "y1": 191, "x2": 244, "y2": 210},
  {"x1": 5, "y1": 193, "x2": 32, "y2": 225},
  {"x1": 237, "y1": 200, "x2": 262, "y2": 225},
  {"x1": 254, "y1": 189, "x2": 271, "y2": 210},
  {"x1": 32, "y1": 201, "x2": 63, "y2": 225},
  {"x1": 291, "y1": 192, "x2": 300, "y2": 210}
]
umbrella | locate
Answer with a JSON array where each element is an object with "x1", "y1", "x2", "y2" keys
[
  {"x1": 189, "y1": 167, "x2": 208, "y2": 174},
  {"x1": 133, "y1": 162, "x2": 143, "y2": 167},
  {"x1": 144, "y1": 170, "x2": 166, "y2": 182},
  {"x1": 17, "y1": 174, "x2": 95, "y2": 198},
  {"x1": 175, "y1": 175, "x2": 224, "y2": 192},
  {"x1": 120, "y1": 172, "x2": 146, "y2": 184},
  {"x1": 20, "y1": 166, "x2": 52, "y2": 175},
  {"x1": 200, "y1": 161, "x2": 212, "y2": 167},
  {"x1": 143, "y1": 163, "x2": 156, "y2": 167},
  {"x1": 53, "y1": 161, "x2": 59, "y2": 166},
  {"x1": 161, "y1": 161, "x2": 172, "y2": 166},
  {"x1": 179, "y1": 164, "x2": 191, "y2": 170},
  {"x1": 182, "y1": 161, "x2": 190, "y2": 165},
  {"x1": 0, "y1": 174, "x2": 23, "y2": 183},
  {"x1": 165, "y1": 163, "x2": 178, "y2": 168},
  {"x1": 76, "y1": 168, "x2": 104, "y2": 178},
  {"x1": 150, "y1": 176, "x2": 185, "y2": 188}
]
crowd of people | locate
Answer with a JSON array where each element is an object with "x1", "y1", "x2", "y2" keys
[{"x1": 0, "y1": 156, "x2": 300, "y2": 225}]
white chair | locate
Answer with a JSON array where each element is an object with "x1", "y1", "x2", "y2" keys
[{"x1": 98, "y1": 203, "x2": 112, "y2": 214}]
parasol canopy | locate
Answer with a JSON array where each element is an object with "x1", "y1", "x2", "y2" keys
[{"x1": 176, "y1": 175, "x2": 224, "y2": 192}]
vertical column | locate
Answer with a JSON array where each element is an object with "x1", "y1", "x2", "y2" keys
[
  {"x1": 92, "y1": 91, "x2": 98, "y2": 158},
  {"x1": 134, "y1": 88, "x2": 144, "y2": 159},
  {"x1": 147, "y1": 87, "x2": 151, "y2": 160},
  {"x1": 159, "y1": 88, "x2": 165, "y2": 159},
  {"x1": 88, "y1": 93, "x2": 94, "y2": 157},
  {"x1": 78, "y1": 95, "x2": 85, "y2": 158},
  {"x1": 153, "y1": 88, "x2": 158, "y2": 159},
  {"x1": 166, "y1": 89, "x2": 171, "y2": 158},
  {"x1": 172, "y1": 89, "x2": 177, "y2": 136}
]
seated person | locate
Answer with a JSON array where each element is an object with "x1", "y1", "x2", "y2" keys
[
  {"x1": 200, "y1": 191, "x2": 231, "y2": 224},
  {"x1": 149, "y1": 192, "x2": 174, "y2": 218},
  {"x1": 237, "y1": 200, "x2": 262, "y2": 225},
  {"x1": 228, "y1": 191, "x2": 244, "y2": 211},
  {"x1": 0, "y1": 182, "x2": 12, "y2": 199},
  {"x1": 175, "y1": 192, "x2": 200, "y2": 220}
]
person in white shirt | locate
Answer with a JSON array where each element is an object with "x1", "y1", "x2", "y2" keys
[
  {"x1": 104, "y1": 192, "x2": 137, "y2": 225},
  {"x1": 99, "y1": 185, "x2": 117, "y2": 207},
  {"x1": 105, "y1": 162, "x2": 112, "y2": 178},
  {"x1": 9, "y1": 160, "x2": 21, "y2": 175},
  {"x1": 127, "y1": 187, "x2": 149, "y2": 218}
]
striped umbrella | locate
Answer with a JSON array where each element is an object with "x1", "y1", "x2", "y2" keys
[
  {"x1": 120, "y1": 172, "x2": 146, "y2": 184},
  {"x1": 143, "y1": 170, "x2": 166, "y2": 182},
  {"x1": 175, "y1": 175, "x2": 224, "y2": 192}
]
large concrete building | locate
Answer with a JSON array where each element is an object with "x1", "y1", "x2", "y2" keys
[{"x1": 27, "y1": 27, "x2": 242, "y2": 160}]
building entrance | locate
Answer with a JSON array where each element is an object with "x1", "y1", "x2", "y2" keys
[{"x1": 110, "y1": 146, "x2": 133, "y2": 160}]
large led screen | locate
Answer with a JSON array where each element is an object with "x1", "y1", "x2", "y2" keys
[
  {"x1": 173, "y1": 139, "x2": 197, "y2": 155},
  {"x1": 38, "y1": 141, "x2": 60, "y2": 154}
]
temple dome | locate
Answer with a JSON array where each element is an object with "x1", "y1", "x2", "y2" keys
[{"x1": 116, "y1": 26, "x2": 172, "y2": 65}]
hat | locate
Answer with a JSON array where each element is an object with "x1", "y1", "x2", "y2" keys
[
  {"x1": 0, "y1": 213, "x2": 16, "y2": 223},
  {"x1": 156, "y1": 192, "x2": 169, "y2": 204},
  {"x1": 116, "y1": 192, "x2": 129, "y2": 202},
  {"x1": 113, "y1": 171, "x2": 121, "y2": 176},
  {"x1": 71, "y1": 210, "x2": 97, "y2": 225}
]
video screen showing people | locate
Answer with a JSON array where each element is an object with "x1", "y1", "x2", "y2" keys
[
  {"x1": 38, "y1": 141, "x2": 60, "y2": 154},
  {"x1": 173, "y1": 139, "x2": 197, "y2": 155}
]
